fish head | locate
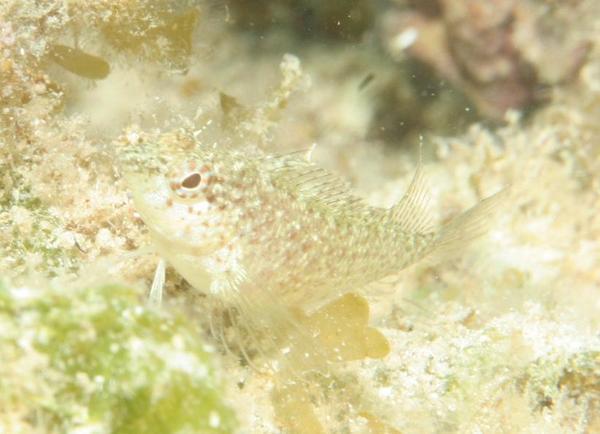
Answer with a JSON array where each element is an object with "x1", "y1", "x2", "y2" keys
[{"x1": 119, "y1": 133, "x2": 250, "y2": 257}]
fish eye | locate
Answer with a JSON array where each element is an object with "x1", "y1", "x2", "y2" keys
[{"x1": 181, "y1": 172, "x2": 202, "y2": 190}]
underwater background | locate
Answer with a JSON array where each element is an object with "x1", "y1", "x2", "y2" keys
[{"x1": 1, "y1": 1, "x2": 599, "y2": 433}]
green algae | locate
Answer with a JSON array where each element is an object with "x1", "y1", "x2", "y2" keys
[
  {"x1": 0, "y1": 177, "x2": 78, "y2": 278},
  {"x1": 0, "y1": 282, "x2": 235, "y2": 434}
]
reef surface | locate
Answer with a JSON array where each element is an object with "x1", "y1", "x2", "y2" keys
[{"x1": 1, "y1": 1, "x2": 599, "y2": 433}]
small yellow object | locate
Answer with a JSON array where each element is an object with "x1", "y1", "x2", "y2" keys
[
  {"x1": 298, "y1": 293, "x2": 390, "y2": 363},
  {"x1": 272, "y1": 381, "x2": 326, "y2": 434}
]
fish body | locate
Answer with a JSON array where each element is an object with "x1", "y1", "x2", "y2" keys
[{"x1": 119, "y1": 130, "x2": 501, "y2": 354}]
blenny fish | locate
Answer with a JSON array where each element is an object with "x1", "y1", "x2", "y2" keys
[{"x1": 118, "y1": 128, "x2": 502, "y2": 369}]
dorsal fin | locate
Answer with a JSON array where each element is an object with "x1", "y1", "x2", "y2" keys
[
  {"x1": 390, "y1": 162, "x2": 436, "y2": 234},
  {"x1": 266, "y1": 153, "x2": 368, "y2": 214}
]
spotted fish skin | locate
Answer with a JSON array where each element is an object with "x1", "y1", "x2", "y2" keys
[{"x1": 119, "y1": 130, "x2": 500, "y2": 315}]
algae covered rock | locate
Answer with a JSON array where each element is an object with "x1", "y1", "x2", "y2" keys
[{"x1": 0, "y1": 281, "x2": 235, "y2": 434}]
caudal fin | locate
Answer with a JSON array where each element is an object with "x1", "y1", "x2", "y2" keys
[{"x1": 429, "y1": 188, "x2": 509, "y2": 260}]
